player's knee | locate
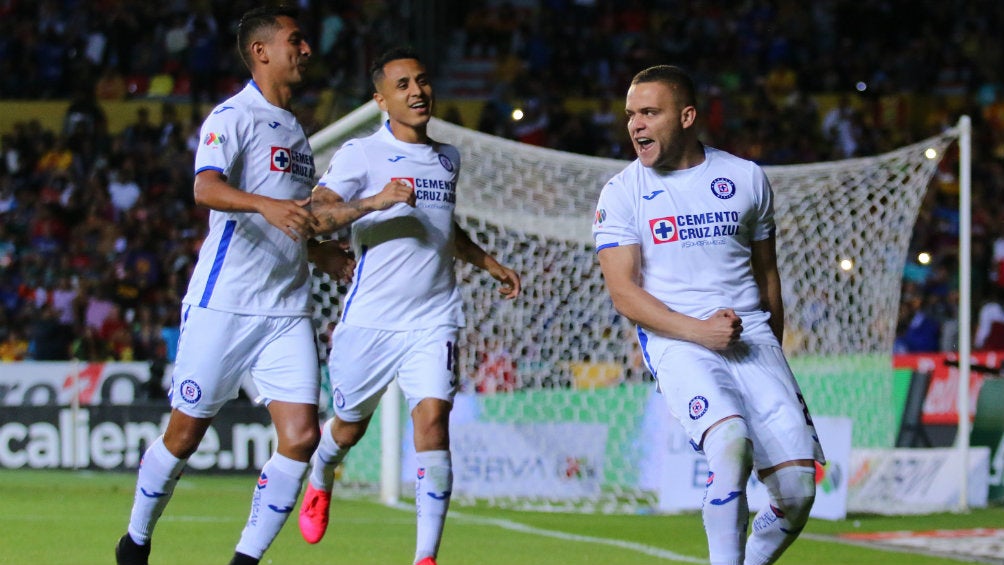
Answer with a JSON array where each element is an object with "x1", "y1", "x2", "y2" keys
[
  {"x1": 331, "y1": 417, "x2": 369, "y2": 448},
  {"x1": 163, "y1": 415, "x2": 212, "y2": 459},
  {"x1": 702, "y1": 418, "x2": 753, "y2": 501},
  {"x1": 702, "y1": 418, "x2": 753, "y2": 476},
  {"x1": 273, "y1": 423, "x2": 321, "y2": 461},
  {"x1": 764, "y1": 465, "x2": 816, "y2": 531},
  {"x1": 295, "y1": 424, "x2": 322, "y2": 454}
]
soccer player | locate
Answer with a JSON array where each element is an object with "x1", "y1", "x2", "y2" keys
[
  {"x1": 592, "y1": 65, "x2": 825, "y2": 565},
  {"x1": 115, "y1": 7, "x2": 321, "y2": 565},
  {"x1": 298, "y1": 47, "x2": 521, "y2": 565}
]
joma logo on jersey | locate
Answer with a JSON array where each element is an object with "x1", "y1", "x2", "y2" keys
[{"x1": 649, "y1": 216, "x2": 679, "y2": 243}]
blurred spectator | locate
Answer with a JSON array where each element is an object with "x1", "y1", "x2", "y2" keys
[
  {"x1": 0, "y1": 327, "x2": 29, "y2": 361},
  {"x1": 975, "y1": 286, "x2": 1004, "y2": 351},
  {"x1": 185, "y1": 8, "x2": 219, "y2": 121},
  {"x1": 121, "y1": 107, "x2": 161, "y2": 149},
  {"x1": 95, "y1": 67, "x2": 127, "y2": 101},
  {"x1": 107, "y1": 160, "x2": 142, "y2": 216},
  {"x1": 821, "y1": 92, "x2": 860, "y2": 159},
  {"x1": 159, "y1": 308, "x2": 181, "y2": 363},
  {"x1": 28, "y1": 303, "x2": 72, "y2": 360},
  {"x1": 993, "y1": 230, "x2": 1004, "y2": 286},
  {"x1": 894, "y1": 296, "x2": 942, "y2": 353},
  {"x1": 49, "y1": 275, "x2": 77, "y2": 326},
  {"x1": 82, "y1": 282, "x2": 115, "y2": 332},
  {"x1": 63, "y1": 86, "x2": 106, "y2": 142}
]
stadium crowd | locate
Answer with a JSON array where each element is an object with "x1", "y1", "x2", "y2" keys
[{"x1": 2, "y1": 0, "x2": 1004, "y2": 365}]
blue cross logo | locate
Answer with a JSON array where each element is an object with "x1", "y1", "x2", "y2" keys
[
  {"x1": 654, "y1": 221, "x2": 674, "y2": 239},
  {"x1": 649, "y1": 217, "x2": 677, "y2": 243},
  {"x1": 271, "y1": 147, "x2": 291, "y2": 171}
]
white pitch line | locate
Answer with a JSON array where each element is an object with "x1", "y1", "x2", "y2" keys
[
  {"x1": 391, "y1": 503, "x2": 704, "y2": 563},
  {"x1": 800, "y1": 533, "x2": 1004, "y2": 564}
]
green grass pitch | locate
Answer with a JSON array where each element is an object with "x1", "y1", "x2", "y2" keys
[{"x1": 0, "y1": 469, "x2": 999, "y2": 564}]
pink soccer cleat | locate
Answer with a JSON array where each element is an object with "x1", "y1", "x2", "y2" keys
[
  {"x1": 415, "y1": 558, "x2": 437, "y2": 565},
  {"x1": 298, "y1": 483, "x2": 332, "y2": 544}
]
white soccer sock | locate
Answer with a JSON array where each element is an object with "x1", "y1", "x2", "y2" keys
[
  {"x1": 744, "y1": 465, "x2": 816, "y2": 565},
  {"x1": 414, "y1": 450, "x2": 452, "y2": 564},
  {"x1": 127, "y1": 436, "x2": 187, "y2": 545},
  {"x1": 701, "y1": 419, "x2": 753, "y2": 565},
  {"x1": 308, "y1": 418, "x2": 349, "y2": 491},
  {"x1": 235, "y1": 453, "x2": 308, "y2": 559}
]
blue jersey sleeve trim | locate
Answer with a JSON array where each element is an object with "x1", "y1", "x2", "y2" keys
[
  {"x1": 595, "y1": 242, "x2": 620, "y2": 253},
  {"x1": 195, "y1": 165, "x2": 225, "y2": 176},
  {"x1": 199, "y1": 219, "x2": 237, "y2": 307},
  {"x1": 340, "y1": 244, "x2": 367, "y2": 322}
]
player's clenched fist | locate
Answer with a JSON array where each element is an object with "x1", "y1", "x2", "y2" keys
[
  {"x1": 375, "y1": 179, "x2": 416, "y2": 209},
  {"x1": 698, "y1": 308, "x2": 743, "y2": 351}
]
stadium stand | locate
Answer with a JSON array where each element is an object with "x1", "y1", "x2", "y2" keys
[{"x1": 0, "y1": 0, "x2": 1003, "y2": 363}]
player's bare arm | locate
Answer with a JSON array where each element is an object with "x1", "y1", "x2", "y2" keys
[
  {"x1": 453, "y1": 224, "x2": 521, "y2": 299},
  {"x1": 310, "y1": 179, "x2": 416, "y2": 235},
  {"x1": 597, "y1": 244, "x2": 741, "y2": 350},
  {"x1": 751, "y1": 234, "x2": 784, "y2": 343},
  {"x1": 194, "y1": 169, "x2": 317, "y2": 242}
]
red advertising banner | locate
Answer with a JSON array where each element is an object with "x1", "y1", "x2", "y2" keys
[{"x1": 893, "y1": 351, "x2": 1003, "y2": 425}]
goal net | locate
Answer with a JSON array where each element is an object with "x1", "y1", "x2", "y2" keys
[{"x1": 307, "y1": 102, "x2": 962, "y2": 512}]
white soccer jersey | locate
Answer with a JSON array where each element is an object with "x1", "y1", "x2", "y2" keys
[
  {"x1": 183, "y1": 81, "x2": 316, "y2": 316},
  {"x1": 593, "y1": 146, "x2": 777, "y2": 344},
  {"x1": 317, "y1": 122, "x2": 463, "y2": 330}
]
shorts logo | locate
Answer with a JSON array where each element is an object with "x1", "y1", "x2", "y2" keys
[
  {"x1": 688, "y1": 395, "x2": 709, "y2": 420},
  {"x1": 391, "y1": 177, "x2": 415, "y2": 189},
  {"x1": 594, "y1": 209, "x2": 606, "y2": 225},
  {"x1": 711, "y1": 177, "x2": 736, "y2": 199},
  {"x1": 438, "y1": 154, "x2": 454, "y2": 172},
  {"x1": 417, "y1": 467, "x2": 426, "y2": 479},
  {"x1": 179, "y1": 379, "x2": 202, "y2": 404},
  {"x1": 270, "y1": 146, "x2": 292, "y2": 171},
  {"x1": 649, "y1": 216, "x2": 679, "y2": 243},
  {"x1": 334, "y1": 388, "x2": 345, "y2": 409},
  {"x1": 257, "y1": 472, "x2": 268, "y2": 489}
]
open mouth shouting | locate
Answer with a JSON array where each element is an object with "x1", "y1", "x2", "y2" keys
[
  {"x1": 634, "y1": 136, "x2": 655, "y2": 155},
  {"x1": 409, "y1": 99, "x2": 430, "y2": 114}
]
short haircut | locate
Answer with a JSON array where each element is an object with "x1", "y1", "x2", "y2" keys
[
  {"x1": 370, "y1": 46, "x2": 422, "y2": 88},
  {"x1": 236, "y1": 5, "x2": 300, "y2": 72},
  {"x1": 631, "y1": 65, "x2": 697, "y2": 107}
]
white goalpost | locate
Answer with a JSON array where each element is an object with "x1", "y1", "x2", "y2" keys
[{"x1": 306, "y1": 104, "x2": 971, "y2": 512}]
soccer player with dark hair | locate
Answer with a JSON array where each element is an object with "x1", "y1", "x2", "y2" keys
[
  {"x1": 593, "y1": 65, "x2": 825, "y2": 565},
  {"x1": 298, "y1": 46, "x2": 521, "y2": 565},
  {"x1": 115, "y1": 6, "x2": 321, "y2": 565}
]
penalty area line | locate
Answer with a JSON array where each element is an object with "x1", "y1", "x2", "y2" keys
[{"x1": 390, "y1": 502, "x2": 704, "y2": 563}]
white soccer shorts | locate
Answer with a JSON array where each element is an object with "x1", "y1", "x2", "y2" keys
[
  {"x1": 644, "y1": 336, "x2": 825, "y2": 470},
  {"x1": 326, "y1": 323, "x2": 459, "y2": 422},
  {"x1": 170, "y1": 306, "x2": 320, "y2": 418}
]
